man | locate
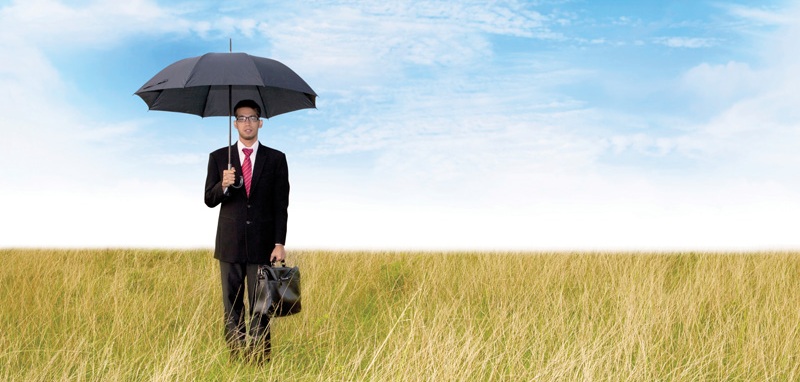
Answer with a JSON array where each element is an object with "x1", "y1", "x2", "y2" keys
[{"x1": 204, "y1": 99, "x2": 289, "y2": 363}]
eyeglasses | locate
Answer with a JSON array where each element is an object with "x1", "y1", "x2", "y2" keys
[{"x1": 235, "y1": 116, "x2": 260, "y2": 123}]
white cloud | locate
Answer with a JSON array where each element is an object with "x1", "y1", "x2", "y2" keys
[
  {"x1": 680, "y1": 61, "x2": 761, "y2": 102},
  {"x1": 277, "y1": 0, "x2": 800, "y2": 251},
  {"x1": 672, "y1": 4, "x2": 800, "y2": 173},
  {"x1": 0, "y1": 182, "x2": 218, "y2": 248},
  {"x1": 259, "y1": 7, "x2": 491, "y2": 86},
  {"x1": 0, "y1": 42, "x2": 94, "y2": 182},
  {"x1": 288, "y1": 160, "x2": 800, "y2": 251},
  {"x1": 150, "y1": 153, "x2": 207, "y2": 165},
  {"x1": 3, "y1": 0, "x2": 800, "y2": 250},
  {"x1": 0, "y1": 0, "x2": 267, "y2": 48},
  {"x1": 256, "y1": 0, "x2": 567, "y2": 87},
  {"x1": 723, "y1": 3, "x2": 791, "y2": 25},
  {"x1": 0, "y1": 0, "x2": 265, "y2": 185},
  {"x1": 0, "y1": 0, "x2": 178, "y2": 46},
  {"x1": 0, "y1": 0, "x2": 217, "y2": 249},
  {"x1": 654, "y1": 36, "x2": 717, "y2": 48}
]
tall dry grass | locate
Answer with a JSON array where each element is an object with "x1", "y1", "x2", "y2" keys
[{"x1": 0, "y1": 249, "x2": 798, "y2": 381}]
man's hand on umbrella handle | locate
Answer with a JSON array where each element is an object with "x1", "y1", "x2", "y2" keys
[{"x1": 222, "y1": 168, "x2": 236, "y2": 188}]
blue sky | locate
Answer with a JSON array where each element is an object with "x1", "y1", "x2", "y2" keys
[{"x1": 1, "y1": 0, "x2": 799, "y2": 251}]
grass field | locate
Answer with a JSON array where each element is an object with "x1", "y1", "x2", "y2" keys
[{"x1": 1, "y1": 249, "x2": 799, "y2": 381}]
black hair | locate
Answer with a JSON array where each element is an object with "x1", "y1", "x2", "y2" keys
[{"x1": 234, "y1": 99, "x2": 262, "y2": 118}]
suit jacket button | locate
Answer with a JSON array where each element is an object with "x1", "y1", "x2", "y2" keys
[{"x1": 246, "y1": 221, "x2": 251, "y2": 225}]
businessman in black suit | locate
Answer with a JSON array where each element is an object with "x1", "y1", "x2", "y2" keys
[{"x1": 204, "y1": 99, "x2": 289, "y2": 363}]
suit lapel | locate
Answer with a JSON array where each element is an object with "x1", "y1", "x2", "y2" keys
[
  {"x1": 250, "y1": 143, "x2": 267, "y2": 194},
  {"x1": 229, "y1": 144, "x2": 244, "y2": 182},
  {"x1": 230, "y1": 144, "x2": 241, "y2": 168}
]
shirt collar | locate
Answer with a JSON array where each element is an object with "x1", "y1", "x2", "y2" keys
[{"x1": 237, "y1": 140, "x2": 259, "y2": 156}]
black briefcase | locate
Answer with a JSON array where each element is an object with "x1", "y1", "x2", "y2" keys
[{"x1": 253, "y1": 261, "x2": 301, "y2": 317}]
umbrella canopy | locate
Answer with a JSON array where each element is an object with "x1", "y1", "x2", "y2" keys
[
  {"x1": 135, "y1": 52, "x2": 316, "y2": 118},
  {"x1": 135, "y1": 52, "x2": 316, "y2": 175}
]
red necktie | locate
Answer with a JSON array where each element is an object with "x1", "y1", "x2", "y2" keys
[{"x1": 242, "y1": 148, "x2": 253, "y2": 197}]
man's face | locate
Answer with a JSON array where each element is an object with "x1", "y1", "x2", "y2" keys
[{"x1": 234, "y1": 106, "x2": 263, "y2": 142}]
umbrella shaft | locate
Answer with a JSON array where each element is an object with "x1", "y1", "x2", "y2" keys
[{"x1": 228, "y1": 85, "x2": 232, "y2": 168}]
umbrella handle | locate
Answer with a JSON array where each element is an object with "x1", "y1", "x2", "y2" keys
[
  {"x1": 228, "y1": 164, "x2": 244, "y2": 189},
  {"x1": 232, "y1": 176, "x2": 243, "y2": 188}
]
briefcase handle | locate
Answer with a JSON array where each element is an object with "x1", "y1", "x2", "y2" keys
[
  {"x1": 270, "y1": 260, "x2": 288, "y2": 268},
  {"x1": 257, "y1": 261, "x2": 288, "y2": 278},
  {"x1": 258, "y1": 261, "x2": 299, "y2": 281}
]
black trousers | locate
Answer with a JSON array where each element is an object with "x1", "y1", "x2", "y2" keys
[{"x1": 219, "y1": 261, "x2": 271, "y2": 355}]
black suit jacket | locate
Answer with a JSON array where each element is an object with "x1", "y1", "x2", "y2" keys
[{"x1": 205, "y1": 143, "x2": 289, "y2": 263}]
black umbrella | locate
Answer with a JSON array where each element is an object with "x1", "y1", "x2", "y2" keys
[{"x1": 135, "y1": 51, "x2": 316, "y2": 181}]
